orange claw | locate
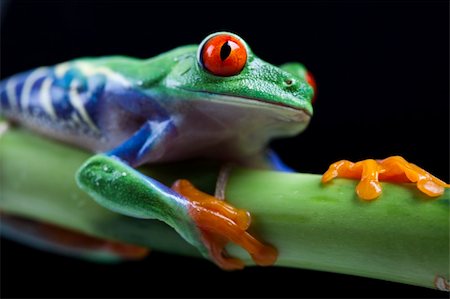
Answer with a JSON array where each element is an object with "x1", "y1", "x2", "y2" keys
[
  {"x1": 172, "y1": 179, "x2": 277, "y2": 270},
  {"x1": 322, "y1": 156, "x2": 450, "y2": 200}
]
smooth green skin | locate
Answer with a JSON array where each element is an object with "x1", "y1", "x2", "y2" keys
[{"x1": 1, "y1": 128, "x2": 448, "y2": 290}]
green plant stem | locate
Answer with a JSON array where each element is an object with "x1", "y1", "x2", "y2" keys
[{"x1": 0, "y1": 126, "x2": 448, "y2": 290}]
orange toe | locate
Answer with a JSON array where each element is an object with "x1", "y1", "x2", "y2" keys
[
  {"x1": 379, "y1": 156, "x2": 449, "y2": 197},
  {"x1": 322, "y1": 160, "x2": 362, "y2": 183},
  {"x1": 417, "y1": 179, "x2": 446, "y2": 197},
  {"x1": 323, "y1": 159, "x2": 384, "y2": 200},
  {"x1": 356, "y1": 179, "x2": 382, "y2": 200}
]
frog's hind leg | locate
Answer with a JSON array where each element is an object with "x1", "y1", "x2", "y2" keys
[
  {"x1": 0, "y1": 212, "x2": 149, "y2": 262},
  {"x1": 76, "y1": 155, "x2": 277, "y2": 270}
]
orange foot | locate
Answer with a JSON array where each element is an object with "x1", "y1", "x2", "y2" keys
[
  {"x1": 172, "y1": 179, "x2": 277, "y2": 270},
  {"x1": 322, "y1": 156, "x2": 450, "y2": 200}
]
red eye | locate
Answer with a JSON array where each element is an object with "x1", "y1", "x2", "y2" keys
[
  {"x1": 305, "y1": 71, "x2": 317, "y2": 104},
  {"x1": 200, "y1": 34, "x2": 247, "y2": 77}
]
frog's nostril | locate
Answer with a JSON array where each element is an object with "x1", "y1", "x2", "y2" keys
[{"x1": 284, "y1": 78, "x2": 294, "y2": 86}]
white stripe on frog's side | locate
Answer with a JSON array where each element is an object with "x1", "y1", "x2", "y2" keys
[
  {"x1": 75, "y1": 61, "x2": 131, "y2": 87},
  {"x1": 5, "y1": 77, "x2": 18, "y2": 112},
  {"x1": 39, "y1": 77, "x2": 57, "y2": 119},
  {"x1": 68, "y1": 79, "x2": 100, "y2": 133},
  {"x1": 20, "y1": 67, "x2": 49, "y2": 112},
  {"x1": 54, "y1": 62, "x2": 71, "y2": 78}
]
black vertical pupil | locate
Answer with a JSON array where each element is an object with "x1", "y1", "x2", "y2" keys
[{"x1": 220, "y1": 42, "x2": 232, "y2": 61}]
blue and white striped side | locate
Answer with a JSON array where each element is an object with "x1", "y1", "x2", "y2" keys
[{"x1": 0, "y1": 62, "x2": 130, "y2": 135}]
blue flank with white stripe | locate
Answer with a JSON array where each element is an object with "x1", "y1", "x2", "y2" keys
[{"x1": 0, "y1": 64, "x2": 105, "y2": 134}]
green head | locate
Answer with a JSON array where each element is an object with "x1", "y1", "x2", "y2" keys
[
  {"x1": 149, "y1": 32, "x2": 316, "y2": 156},
  {"x1": 163, "y1": 32, "x2": 314, "y2": 116}
]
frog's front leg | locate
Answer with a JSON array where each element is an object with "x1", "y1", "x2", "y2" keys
[
  {"x1": 76, "y1": 121, "x2": 277, "y2": 269},
  {"x1": 322, "y1": 156, "x2": 450, "y2": 200}
]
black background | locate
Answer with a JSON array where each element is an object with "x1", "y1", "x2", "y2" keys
[{"x1": 1, "y1": 0, "x2": 448, "y2": 298}]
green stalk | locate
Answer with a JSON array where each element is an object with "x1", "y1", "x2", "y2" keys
[{"x1": 0, "y1": 126, "x2": 448, "y2": 290}]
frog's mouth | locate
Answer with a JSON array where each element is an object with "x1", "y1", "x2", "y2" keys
[
  {"x1": 226, "y1": 94, "x2": 312, "y2": 118},
  {"x1": 179, "y1": 89, "x2": 312, "y2": 122}
]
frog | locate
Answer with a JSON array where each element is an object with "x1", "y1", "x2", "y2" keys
[{"x1": 1, "y1": 32, "x2": 448, "y2": 270}]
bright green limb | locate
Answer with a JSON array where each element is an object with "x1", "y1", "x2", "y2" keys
[
  {"x1": 0, "y1": 126, "x2": 449, "y2": 290},
  {"x1": 75, "y1": 155, "x2": 207, "y2": 257}
]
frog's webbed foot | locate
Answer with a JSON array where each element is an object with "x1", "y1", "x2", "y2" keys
[
  {"x1": 322, "y1": 156, "x2": 450, "y2": 200},
  {"x1": 172, "y1": 179, "x2": 277, "y2": 270}
]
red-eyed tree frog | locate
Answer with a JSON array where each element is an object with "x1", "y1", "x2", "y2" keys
[{"x1": 1, "y1": 32, "x2": 448, "y2": 270}]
